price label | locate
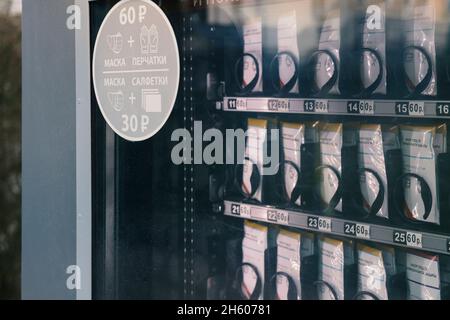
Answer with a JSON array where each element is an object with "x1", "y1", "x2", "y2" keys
[
  {"x1": 307, "y1": 216, "x2": 332, "y2": 233},
  {"x1": 304, "y1": 100, "x2": 329, "y2": 114},
  {"x1": 230, "y1": 203, "x2": 251, "y2": 219},
  {"x1": 436, "y1": 103, "x2": 450, "y2": 117},
  {"x1": 395, "y1": 101, "x2": 425, "y2": 116},
  {"x1": 347, "y1": 100, "x2": 375, "y2": 115},
  {"x1": 227, "y1": 98, "x2": 247, "y2": 111},
  {"x1": 393, "y1": 230, "x2": 423, "y2": 248},
  {"x1": 344, "y1": 222, "x2": 371, "y2": 239},
  {"x1": 447, "y1": 239, "x2": 450, "y2": 253},
  {"x1": 267, "y1": 210, "x2": 289, "y2": 225},
  {"x1": 268, "y1": 99, "x2": 290, "y2": 112}
]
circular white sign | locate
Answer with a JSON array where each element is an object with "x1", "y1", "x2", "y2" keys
[{"x1": 93, "y1": 0, "x2": 180, "y2": 142}]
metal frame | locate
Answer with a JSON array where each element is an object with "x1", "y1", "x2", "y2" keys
[{"x1": 22, "y1": 0, "x2": 92, "y2": 299}]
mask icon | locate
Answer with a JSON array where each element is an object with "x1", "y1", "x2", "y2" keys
[
  {"x1": 140, "y1": 24, "x2": 159, "y2": 54},
  {"x1": 107, "y1": 91, "x2": 124, "y2": 112},
  {"x1": 107, "y1": 33, "x2": 123, "y2": 54}
]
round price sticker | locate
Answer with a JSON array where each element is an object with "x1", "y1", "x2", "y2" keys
[{"x1": 93, "y1": 0, "x2": 180, "y2": 142}]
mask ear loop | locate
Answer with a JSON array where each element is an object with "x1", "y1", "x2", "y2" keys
[
  {"x1": 307, "y1": 50, "x2": 339, "y2": 97},
  {"x1": 354, "y1": 48, "x2": 385, "y2": 99},
  {"x1": 402, "y1": 45, "x2": 433, "y2": 99},
  {"x1": 352, "y1": 291, "x2": 381, "y2": 300},
  {"x1": 393, "y1": 173, "x2": 433, "y2": 223},
  {"x1": 269, "y1": 51, "x2": 299, "y2": 96},
  {"x1": 354, "y1": 168, "x2": 385, "y2": 220},
  {"x1": 269, "y1": 272, "x2": 298, "y2": 300},
  {"x1": 280, "y1": 160, "x2": 303, "y2": 207},
  {"x1": 314, "y1": 165, "x2": 343, "y2": 214},
  {"x1": 234, "y1": 157, "x2": 261, "y2": 202},
  {"x1": 314, "y1": 280, "x2": 339, "y2": 300},
  {"x1": 234, "y1": 263, "x2": 263, "y2": 300},
  {"x1": 234, "y1": 53, "x2": 260, "y2": 96}
]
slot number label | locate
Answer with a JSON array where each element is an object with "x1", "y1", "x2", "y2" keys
[
  {"x1": 393, "y1": 230, "x2": 423, "y2": 248},
  {"x1": 395, "y1": 101, "x2": 425, "y2": 116},
  {"x1": 227, "y1": 98, "x2": 247, "y2": 111},
  {"x1": 347, "y1": 100, "x2": 375, "y2": 115},
  {"x1": 304, "y1": 100, "x2": 329, "y2": 113},
  {"x1": 436, "y1": 103, "x2": 450, "y2": 117},
  {"x1": 230, "y1": 204, "x2": 251, "y2": 219},
  {"x1": 307, "y1": 216, "x2": 332, "y2": 233},
  {"x1": 447, "y1": 239, "x2": 450, "y2": 253},
  {"x1": 267, "y1": 210, "x2": 289, "y2": 225},
  {"x1": 268, "y1": 99, "x2": 290, "y2": 112},
  {"x1": 344, "y1": 222, "x2": 371, "y2": 239}
]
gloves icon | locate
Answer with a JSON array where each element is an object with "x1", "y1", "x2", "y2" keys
[{"x1": 140, "y1": 24, "x2": 159, "y2": 54}]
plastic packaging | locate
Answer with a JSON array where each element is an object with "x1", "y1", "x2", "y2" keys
[
  {"x1": 242, "y1": 119, "x2": 268, "y2": 202},
  {"x1": 275, "y1": 230, "x2": 315, "y2": 300},
  {"x1": 281, "y1": 123, "x2": 305, "y2": 205},
  {"x1": 317, "y1": 237, "x2": 355, "y2": 300},
  {"x1": 358, "y1": 124, "x2": 400, "y2": 219},
  {"x1": 276, "y1": 11, "x2": 300, "y2": 94},
  {"x1": 403, "y1": 0, "x2": 437, "y2": 96},
  {"x1": 399, "y1": 125, "x2": 446, "y2": 224},
  {"x1": 243, "y1": 18, "x2": 263, "y2": 93},
  {"x1": 241, "y1": 221, "x2": 268, "y2": 300},
  {"x1": 359, "y1": 0, "x2": 388, "y2": 95},
  {"x1": 318, "y1": 123, "x2": 343, "y2": 211},
  {"x1": 406, "y1": 251, "x2": 441, "y2": 300}
]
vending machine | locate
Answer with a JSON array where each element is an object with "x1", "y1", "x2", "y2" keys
[{"x1": 22, "y1": 0, "x2": 450, "y2": 300}]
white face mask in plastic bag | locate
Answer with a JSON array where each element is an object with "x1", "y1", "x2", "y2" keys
[
  {"x1": 357, "y1": 244, "x2": 391, "y2": 300},
  {"x1": 243, "y1": 18, "x2": 263, "y2": 93},
  {"x1": 406, "y1": 252, "x2": 441, "y2": 300},
  {"x1": 242, "y1": 119, "x2": 268, "y2": 202},
  {"x1": 277, "y1": 11, "x2": 300, "y2": 93},
  {"x1": 319, "y1": 123, "x2": 343, "y2": 211},
  {"x1": 403, "y1": 0, "x2": 437, "y2": 96},
  {"x1": 358, "y1": 125, "x2": 399, "y2": 219},
  {"x1": 314, "y1": 9, "x2": 341, "y2": 95},
  {"x1": 242, "y1": 221, "x2": 268, "y2": 300},
  {"x1": 276, "y1": 230, "x2": 302, "y2": 300},
  {"x1": 400, "y1": 125, "x2": 445, "y2": 224},
  {"x1": 281, "y1": 123, "x2": 304, "y2": 205},
  {"x1": 360, "y1": 0, "x2": 387, "y2": 95}
]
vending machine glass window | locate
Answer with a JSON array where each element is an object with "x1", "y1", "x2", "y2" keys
[{"x1": 22, "y1": 0, "x2": 450, "y2": 300}]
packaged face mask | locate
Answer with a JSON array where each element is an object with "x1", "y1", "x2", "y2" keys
[
  {"x1": 403, "y1": 0, "x2": 437, "y2": 96},
  {"x1": 242, "y1": 18, "x2": 263, "y2": 93},
  {"x1": 357, "y1": 243, "x2": 397, "y2": 300},
  {"x1": 359, "y1": 0, "x2": 388, "y2": 96},
  {"x1": 242, "y1": 119, "x2": 268, "y2": 202},
  {"x1": 399, "y1": 125, "x2": 445, "y2": 224},
  {"x1": 318, "y1": 123, "x2": 343, "y2": 211},
  {"x1": 275, "y1": 230, "x2": 315, "y2": 300},
  {"x1": 241, "y1": 221, "x2": 268, "y2": 300},
  {"x1": 358, "y1": 125, "x2": 400, "y2": 219},
  {"x1": 281, "y1": 123, "x2": 305, "y2": 205},
  {"x1": 406, "y1": 251, "x2": 442, "y2": 300},
  {"x1": 276, "y1": 11, "x2": 300, "y2": 94},
  {"x1": 318, "y1": 237, "x2": 354, "y2": 300},
  {"x1": 314, "y1": 7, "x2": 341, "y2": 95}
]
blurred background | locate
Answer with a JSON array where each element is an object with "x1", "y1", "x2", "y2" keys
[{"x1": 0, "y1": 0, "x2": 21, "y2": 300}]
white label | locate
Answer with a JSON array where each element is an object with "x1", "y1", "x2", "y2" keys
[
  {"x1": 409, "y1": 102, "x2": 425, "y2": 116},
  {"x1": 344, "y1": 222, "x2": 371, "y2": 239},
  {"x1": 406, "y1": 232, "x2": 423, "y2": 248},
  {"x1": 359, "y1": 100, "x2": 375, "y2": 115}
]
